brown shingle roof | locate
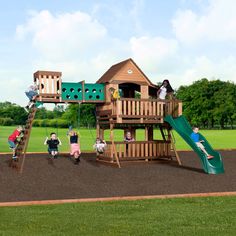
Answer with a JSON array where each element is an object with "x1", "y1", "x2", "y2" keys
[
  {"x1": 96, "y1": 58, "x2": 130, "y2": 84},
  {"x1": 96, "y1": 58, "x2": 157, "y2": 88}
]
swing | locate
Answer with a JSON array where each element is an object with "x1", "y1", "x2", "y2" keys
[
  {"x1": 42, "y1": 103, "x2": 61, "y2": 158},
  {"x1": 94, "y1": 141, "x2": 107, "y2": 154}
]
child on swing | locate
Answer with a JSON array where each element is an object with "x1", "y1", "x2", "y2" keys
[
  {"x1": 68, "y1": 130, "x2": 81, "y2": 164},
  {"x1": 93, "y1": 137, "x2": 107, "y2": 155},
  {"x1": 44, "y1": 132, "x2": 62, "y2": 159}
]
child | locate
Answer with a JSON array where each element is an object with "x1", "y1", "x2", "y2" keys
[
  {"x1": 93, "y1": 138, "x2": 107, "y2": 155},
  {"x1": 124, "y1": 131, "x2": 135, "y2": 142},
  {"x1": 44, "y1": 132, "x2": 62, "y2": 158},
  {"x1": 190, "y1": 127, "x2": 214, "y2": 159},
  {"x1": 109, "y1": 87, "x2": 120, "y2": 100},
  {"x1": 8, "y1": 126, "x2": 24, "y2": 160},
  {"x1": 25, "y1": 84, "x2": 38, "y2": 110},
  {"x1": 68, "y1": 130, "x2": 81, "y2": 164},
  {"x1": 157, "y1": 79, "x2": 174, "y2": 100}
]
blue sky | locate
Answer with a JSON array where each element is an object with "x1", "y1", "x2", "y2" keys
[{"x1": 0, "y1": 0, "x2": 236, "y2": 106}]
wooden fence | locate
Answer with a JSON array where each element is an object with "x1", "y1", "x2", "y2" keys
[
  {"x1": 98, "y1": 140, "x2": 172, "y2": 162},
  {"x1": 111, "y1": 98, "x2": 182, "y2": 123}
]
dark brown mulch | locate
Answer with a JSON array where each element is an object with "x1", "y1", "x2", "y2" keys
[{"x1": 0, "y1": 151, "x2": 235, "y2": 202}]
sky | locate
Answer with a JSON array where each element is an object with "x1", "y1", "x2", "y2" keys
[{"x1": 0, "y1": 0, "x2": 236, "y2": 107}]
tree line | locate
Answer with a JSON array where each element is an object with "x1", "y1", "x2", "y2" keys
[
  {"x1": 0, "y1": 102, "x2": 96, "y2": 129},
  {"x1": 176, "y1": 79, "x2": 236, "y2": 129},
  {"x1": 0, "y1": 79, "x2": 236, "y2": 129}
]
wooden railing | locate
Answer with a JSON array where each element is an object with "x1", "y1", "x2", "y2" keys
[
  {"x1": 99, "y1": 140, "x2": 171, "y2": 162},
  {"x1": 111, "y1": 98, "x2": 182, "y2": 123}
]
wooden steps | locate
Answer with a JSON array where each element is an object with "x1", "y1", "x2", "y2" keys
[{"x1": 9, "y1": 106, "x2": 37, "y2": 172}]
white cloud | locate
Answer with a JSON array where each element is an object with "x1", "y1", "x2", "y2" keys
[
  {"x1": 130, "y1": 36, "x2": 179, "y2": 73},
  {"x1": 0, "y1": 75, "x2": 27, "y2": 104},
  {"x1": 172, "y1": 0, "x2": 236, "y2": 44},
  {"x1": 153, "y1": 55, "x2": 236, "y2": 90},
  {"x1": 16, "y1": 10, "x2": 108, "y2": 60},
  {"x1": 15, "y1": 10, "x2": 130, "y2": 84},
  {"x1": 7, "y1": 4, "x2": 235, "y2": 108},
  {"x1": 129, "y1": 0, "x2": 145, "y2": 33}
]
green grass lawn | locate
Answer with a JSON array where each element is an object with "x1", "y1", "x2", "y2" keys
[
  {"x1": 0, "y1": 196, "x2": 235, "y2": 236},
  {"x1": 1, "y1": 127, "x2": 236, "y2": 235},
  {"x1": 0, "y1": 126, "x2": 236, "y2": 153}
]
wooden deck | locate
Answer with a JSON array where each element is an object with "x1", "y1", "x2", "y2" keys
[
  {"x1": 97, "y1": 98, "x2": 182, "y2": 125},
  {"x1": 97, "y1": 140, "x2": 173, "y2": 164}
]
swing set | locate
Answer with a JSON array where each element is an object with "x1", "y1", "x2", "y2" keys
[{"x1": 13, "y1": 59, "x2": 184, "y2": 173}]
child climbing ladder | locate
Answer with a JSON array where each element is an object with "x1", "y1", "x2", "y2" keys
[{"x1": 7, "y1": 126, "x2": 24, "y2": 161}]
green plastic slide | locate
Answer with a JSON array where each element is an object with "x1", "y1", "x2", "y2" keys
[{"x1": 164, "y1": 115, "x2": 224, "y2": 174}]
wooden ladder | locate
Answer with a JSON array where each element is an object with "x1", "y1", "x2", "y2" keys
[
  {"x1": 159, "y1": 124, "x2": 182, "y2": 165},
  {"x1": 169, "y1": 131, "x2": 182, "y2": 165},
  {"x1": 110, "y1": 124, "x2": 121, "y2": 168},
  {"x1": 10, "y1": 106, "x2": 37, "y2": 172}
]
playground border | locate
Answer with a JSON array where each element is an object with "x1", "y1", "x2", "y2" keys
[
  {"x1": 1, "y1": 148, "x2": 236, "y2": 155},
  {"x1": 0, "y1": 192, "x2": 235, "y2": 207}
]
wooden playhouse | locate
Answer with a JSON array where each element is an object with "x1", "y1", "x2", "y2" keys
[
  {"x1": 95, "y1": 58, "x2": 182, "y2": 167},
  {"x1": 16, "y1": 58, "x2": 182, "y2": 171}
]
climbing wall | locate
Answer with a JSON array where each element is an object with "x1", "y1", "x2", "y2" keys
[{"x1": 61, "y1": 82, "x2": 105, "y2": 103}]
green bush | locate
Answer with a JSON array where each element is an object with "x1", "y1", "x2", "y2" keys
[
  {"x1": 33, "y1": 119, "x2": 51, "y2": 127},
  {"x1": 56, "y1": 119, "x2": 69, "y2": 128},
  {"x1": 33, "y1": 119, "x2": 68, "y2": 128},
  {"x1": 0, "y1": 117, "x2": 14, "y2": 126}
]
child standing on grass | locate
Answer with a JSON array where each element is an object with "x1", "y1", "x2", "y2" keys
[
  {"x1": 68, "y1": 130, "x2": 81, "y2": 164},
  {"x1": 190, "y1": 127, "x2": 214, "y2": 159},
  {"x1": 8, "y1": 126, "x2": 24, "y2": 161},
  {"x1": 44, "y1": 132, "x2": 62, "y2": 159}
]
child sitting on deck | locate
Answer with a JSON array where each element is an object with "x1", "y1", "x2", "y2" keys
[
  {"x1": 190, "y1": 127, "x2": 214, "y2": 159},
  {"x1": 44, "y1": 132, "x2": 62, "y2": 159}
]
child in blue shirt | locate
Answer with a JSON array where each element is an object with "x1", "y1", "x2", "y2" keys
[{"x1": 190, "y1": 127, "x2": 214, "y2": 159}]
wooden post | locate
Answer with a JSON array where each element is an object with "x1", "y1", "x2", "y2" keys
[
  {"x1": 19, "y1": 107, "x2": 38, "y2": 173},
  {"x1": 100, "y1": 128, "x2": 104, "y2": 140},
  {"x1": 169, "y1": 130, "x2": 182, "y2": 165},
  {"x1": 147, "y1": 126, "x2": 153, "y2": 141},
  {"x1": 144, "y1": 125, "x2": 149, "y2": 161},
  {"x1": 144, "y1": 125, "x2": 148, "y2": 141},
  {"x1": 116, "y1": 100, "x2": 122, "y2": 123},
  {"x1": 131, "y1": 127, "x2": 136, "y2": 140},
  {"x1": 110, "y1": 124, "x2": 121, "y2": 168},
  {"x1": 96, "y1": 123, "x2": 100, "y2": 138},
  {"x1": 140, "y1": 85, "x2": 148, "y2": 99},
  {"x1": 81, "y1": 80, "x2": 85, "y2": 103},
  {"x1": 178, "y1": 102, "x2": 182, "y2": 116}
]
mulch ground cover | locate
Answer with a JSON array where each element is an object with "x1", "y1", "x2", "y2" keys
[{"x1": 0, "y1": 150, "x2": 235, "y2": 202}]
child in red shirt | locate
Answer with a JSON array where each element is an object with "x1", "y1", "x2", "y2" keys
[{"x1": 8, "y1": 126, "x2": 24, "y2": 160}]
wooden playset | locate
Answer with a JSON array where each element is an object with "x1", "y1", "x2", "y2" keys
[{"x1": 15, "y1": 58, "x2": 183, "y2": 171}]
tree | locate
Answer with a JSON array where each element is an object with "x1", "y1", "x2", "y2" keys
[
  {"x1": 62, "y1": 104, "x2": 96, "y2": 128},
  {"x1": 0, "y1": 102, "x2": 28, "y2": 125},
  {"x1": 176, "y1": 79, "x2": 236, "y2": 129}
]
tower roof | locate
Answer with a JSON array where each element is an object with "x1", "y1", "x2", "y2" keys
[{"x1": 96, "y1": 58, "x2": 157, "y2": 87}]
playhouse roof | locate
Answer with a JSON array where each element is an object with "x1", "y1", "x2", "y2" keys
[{"x1": 96, "y1": 58, "x2": 157, "y2": 87}]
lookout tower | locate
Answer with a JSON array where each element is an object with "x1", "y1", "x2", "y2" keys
[{"x1": 95, "y1": 58, "x2": 182, "y2": 166}]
